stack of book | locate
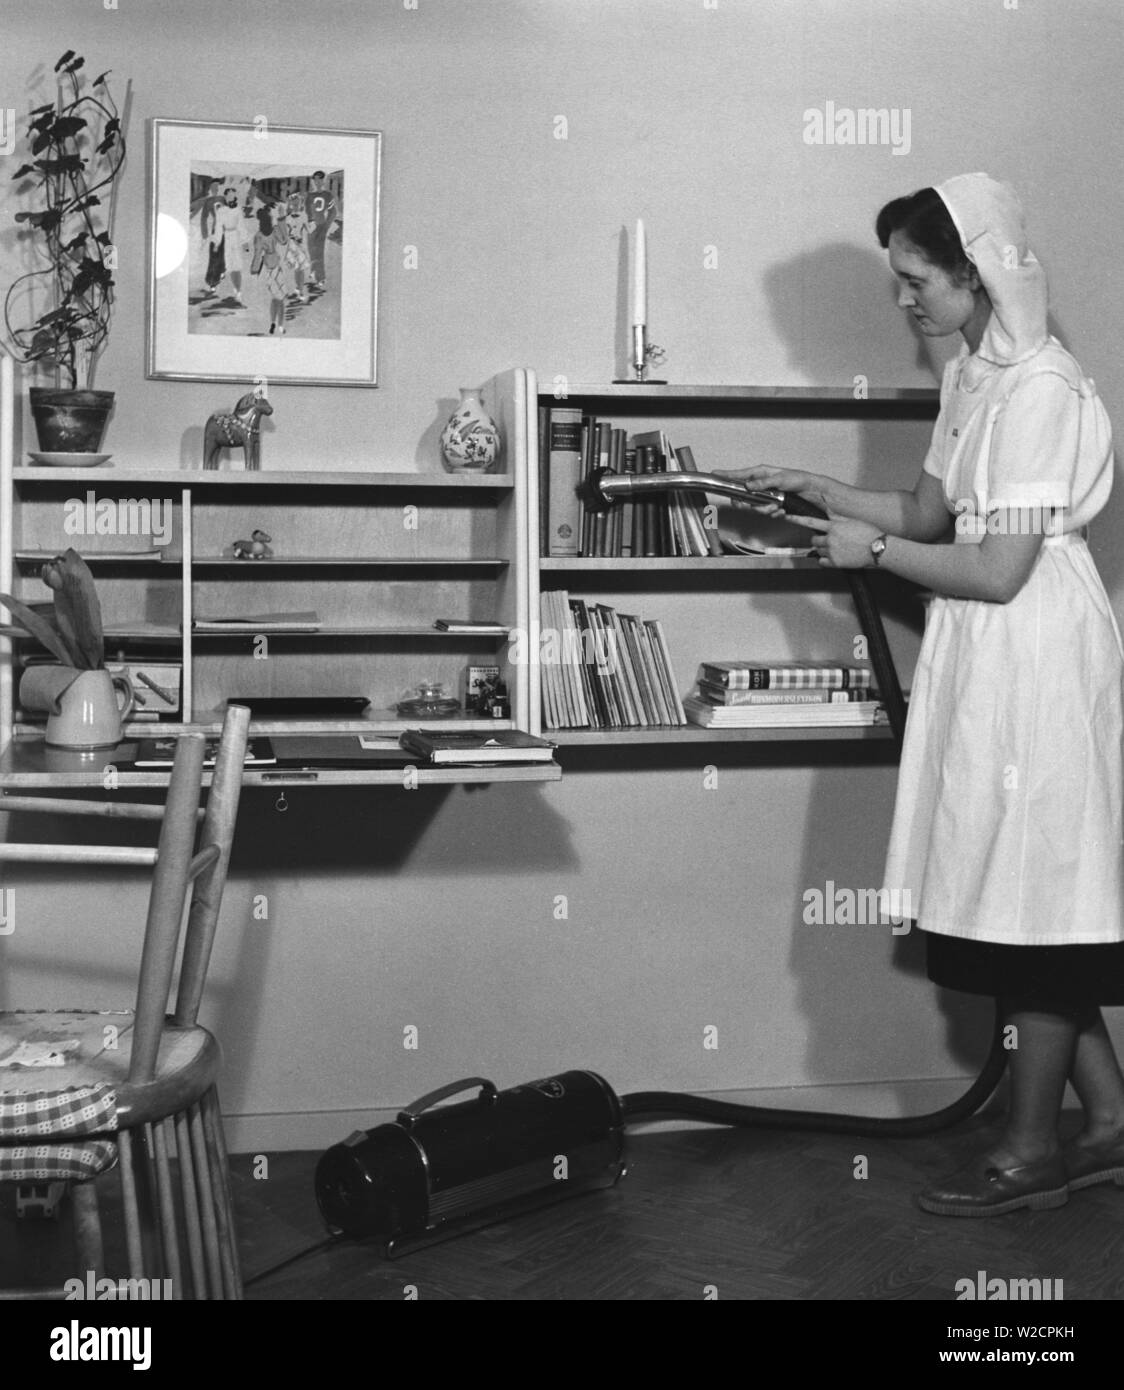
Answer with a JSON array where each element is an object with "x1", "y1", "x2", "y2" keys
[
  {"x1": 540, "y1": 589, "x2": 687, "y2": 730},
  {"x1": 542, "y1": 407, "x2": 724, "y2": 559},
  {"x1": 684, "y1": 661, "x2": 885, "y2": 728}
]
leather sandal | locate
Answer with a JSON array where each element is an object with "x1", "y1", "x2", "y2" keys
[
  {"x1": 916, "y1": 1152, "x2": 1069, "y2": 1217},
  {"x1": 1062, "y1": 1133, "x2": 1124, "y2": 1192}
]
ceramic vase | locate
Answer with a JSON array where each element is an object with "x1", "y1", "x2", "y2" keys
[
  {"x1": 440, "y1": 390, "x2": 501, "y2": 472},
  {"x1": 20, "y1": 666, "x2": 134, "y2": 749}
]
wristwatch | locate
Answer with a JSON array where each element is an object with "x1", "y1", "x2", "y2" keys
[{"x1": 870, "y1": 533, "x2": 888, "y2": 566}]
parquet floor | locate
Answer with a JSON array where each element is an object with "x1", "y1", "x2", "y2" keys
[
  {"x1": 4, "y1": 1111, "x2": 1121, "y2": 1300},
  {"x1": 236, "y1": 1112, "x2": 1124, "y2": 1301}
]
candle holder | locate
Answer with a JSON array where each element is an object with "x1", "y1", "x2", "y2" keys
[{"x1": 613, "y1": 324, "x2": 668, "y2": 384}]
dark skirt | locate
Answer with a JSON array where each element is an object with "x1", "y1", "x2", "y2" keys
[{"x1": 925, "y1": 929, "x2": 1124, "y2": 1007}]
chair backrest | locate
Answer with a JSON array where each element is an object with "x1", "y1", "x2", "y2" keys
[{"x1": 0, "y1": 702, "x2": 251, "y2": 1084}]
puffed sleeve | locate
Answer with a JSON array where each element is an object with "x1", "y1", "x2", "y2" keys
[{"x1": 986, "y1": 371, "x2": 1078, "y2": 511}]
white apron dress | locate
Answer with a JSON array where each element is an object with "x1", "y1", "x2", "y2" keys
[{"x1": 882, "y1": 339, "x2": 1124, "y2": 946}]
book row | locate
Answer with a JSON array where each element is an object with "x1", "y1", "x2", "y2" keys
[
  {"x1": 539, "y1": 590, "x2": 687, "y2": 731},
  {"x1": 541, "y1": 407, "x2": 725, "y2": 558}
]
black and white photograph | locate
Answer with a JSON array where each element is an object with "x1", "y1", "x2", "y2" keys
[
  {"x1": 147, "y1": 119, "x2": 378, "y2": 385},
  {"x1": 187, "y1": 164, "x2": 343, "y2": 342},
  {"x1": 1, "y1": 0, "x2": 1123, "y2": 1356}
]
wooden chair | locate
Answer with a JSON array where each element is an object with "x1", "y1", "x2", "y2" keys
[{"x1": 0, "y1": 703, "x2": 250, "y2": 1300}]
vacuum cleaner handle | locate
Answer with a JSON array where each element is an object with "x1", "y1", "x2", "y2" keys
[
  {"x1": 575, "y1": 465, "x2": 829, "y2": 519},
  {"x1": 397, "y1": 1076, "x2": 498, "y2": 1128}
]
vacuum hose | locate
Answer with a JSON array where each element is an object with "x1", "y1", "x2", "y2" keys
[
  {"x1": 578, "y1": 467, "x2": 1005, "y2": 1135},
  {"x1": 622, "y1": 1004, "x2": 1006, "y2": 1135}
]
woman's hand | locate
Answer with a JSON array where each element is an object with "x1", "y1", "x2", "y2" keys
[
  {"x1": 794, "y1": 514, "x2": 883, "y2": 569},
  {"x1": 717, "y1": 467, "x2": 836, "y2": 517}
]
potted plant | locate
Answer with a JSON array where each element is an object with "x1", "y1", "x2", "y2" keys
[{"x1": 3, "y1": 51, "x2": 129, "y2": 454}]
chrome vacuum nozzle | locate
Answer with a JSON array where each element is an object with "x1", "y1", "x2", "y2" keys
[{"x1": 574, "y1": 466, "x2": 827, "y2": 520}]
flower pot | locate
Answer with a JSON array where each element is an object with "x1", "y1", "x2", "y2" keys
[
  {"x1": 440, "y1": 389, "x2": 501, "y2": 473},
  {"x1": 30, "y1": 388, "x2": 115, "y2": 453},
  {"x1": 28, "y1": 666, "x2": 135, "y2": 749}
]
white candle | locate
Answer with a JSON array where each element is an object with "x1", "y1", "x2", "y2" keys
[{"x1": 631, "y1": 219, "x2": 647, "y2": 327}]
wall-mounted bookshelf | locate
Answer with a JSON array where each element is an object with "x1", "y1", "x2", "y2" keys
[
  {"x1": 0, "y1": 365, "x2": 560, "y2": 786},
  {"x1": 524, "y1": 376, "x2": 939, "y2": 749}
]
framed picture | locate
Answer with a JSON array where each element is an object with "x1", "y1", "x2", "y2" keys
[{"x1": 146, "y1": 119, "x2": 381, "y2": 387}]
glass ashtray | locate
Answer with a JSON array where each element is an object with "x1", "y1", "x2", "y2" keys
[{"x1": 396, "y1": 683, "x2": 462, "y2": 719}]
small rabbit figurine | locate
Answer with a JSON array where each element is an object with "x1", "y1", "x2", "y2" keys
[{"x1": 232, "y1": 529, "x2": 273, "y2": 560}]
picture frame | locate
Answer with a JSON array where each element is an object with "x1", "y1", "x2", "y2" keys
[{"x1": 146, "y1": 119, "x2": 381, "y2": 387}]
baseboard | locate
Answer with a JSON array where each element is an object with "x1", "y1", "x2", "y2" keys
[{"x1": 224, "y1": 1074, "x2": 1007, "y2": 1155}]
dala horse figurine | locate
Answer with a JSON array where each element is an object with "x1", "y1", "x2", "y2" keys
[{"x1": 203, "y1": 392, "x2": 274, "y2": 471}]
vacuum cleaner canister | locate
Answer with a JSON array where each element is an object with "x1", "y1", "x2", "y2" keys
[{"x1": 315, "y1": 1071, "x2": 627, "y2": 1257}]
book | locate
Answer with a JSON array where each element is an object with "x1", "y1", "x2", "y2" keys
[
  {"x1": 592, "y1": 422, "x2": 613, "y2": 557},
  {"x1": 580, "y1": 415, "x2": 597, "y2": 556},
  {"x1": 194, "y1": 611, "x2": 321, "y2": 632},
  {"x1": 699, "y1": 661, "x2": 872, "y2": 690},
  {"x1": 399, "y1": 729, "x2": 556, "y2": 764},
  {"x1": 695, "y1": 682, "x2": 873, "y2": 706},
  {"x1": 683, "y1": 697, "x2": 886, "y2": 729},
  {"x1": 546, "y1": 406, "x2": 584, "y2": 557},
  {"x1": 638, "y1": 443, "x2": 659, "y2": 557},
  {"x1": 663, "y1": 436, "x2": 708, "y2": 556},
  {"x1": 674, "y1": 446, "x2": 725, "y2": 558},
  {"x1": 609, "y1": 427, "x2": 626, "y2": 556},
  {"x1": 434, "y1": 618, "x2": 509, "y2": 634},
  {"x1": 537, "y1": 404, "x2": 549, "y2": 555},
  {"x1": 230, "y1": 695, "x2": 371, "y2": 716},
  {"x1": 620, "y1": 445, "x2": 637, "y2": 558},
  {"x1": 647, "y1": 619, "x2": 687, "y2": 724},
  {"x1": 132, "y1": 735, "x2": 277, "y2": 767}
]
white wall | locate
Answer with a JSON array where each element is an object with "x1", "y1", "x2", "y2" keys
[{"x1": 2, "y1": 0, "x2": 1121, "y2": 1149}]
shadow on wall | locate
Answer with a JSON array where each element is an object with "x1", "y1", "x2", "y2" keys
[{"x1": 763, "y1": 241, "x2": 949, "y2": 388}]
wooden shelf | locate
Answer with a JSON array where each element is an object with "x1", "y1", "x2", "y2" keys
[
  {"x1": 13, "y1": 713, "x2": 515, "y2": 739},
  {"x1": 0, "y1": 735, "x2": 558, "y2": 788},
  {"x1": 549, "y1": 724, "x2": 894, "y2": 745},
  {"x1": 16, "y1": 551, "x2": 170, "y2": 565},
  {"x1": 12, "y1": 467, "x2": 513, "y2": 489},
  {"x1": 548, "y1": 384, "x2": 937, "y2": 400},
  {"x1": 190, "y1": 556, "x2": 508, "y2": 568},
  {"x1": 540, "y1": 383, "x2": 938, "y2": 417},
  {"x1": 189, "y1": 626, "x2": 510, "y2": 639},
  {"x1": 541, "y1": 555, "x2": 819, "y2": 571},
  {"x1": 1, "y1": 368, "x2": 537, "y2": 781}
]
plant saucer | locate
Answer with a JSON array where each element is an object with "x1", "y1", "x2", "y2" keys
[{"x1": 27, "y1": 451, "x2": 112, "y2": 467}]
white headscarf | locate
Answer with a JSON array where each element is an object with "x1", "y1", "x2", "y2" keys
[{"x1": 935, "y1": 172, "x2": 1049, "y2": 366}]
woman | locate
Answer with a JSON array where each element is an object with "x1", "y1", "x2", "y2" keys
[
  {"x1": 206, "y1": 187, "x2": 247, "y2": 306},
  {"x1": 735, "y1": 173, "x2": 1124, "y2": 1216},
  {"x1": 281, "y1": 191, "x2": 313, "y2": 305},
  {"x1": 250, "y1": 200, "x2": 290, "y2": 336}
]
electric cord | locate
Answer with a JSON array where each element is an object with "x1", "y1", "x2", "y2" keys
[
  {"x1": 621, "y1": 1002, "x2": 1007, "y2": 1136},
  {"x1": 243, "y1": 1233, "x2": 342, "y2": 1290}
]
